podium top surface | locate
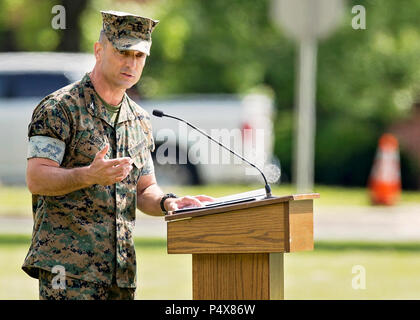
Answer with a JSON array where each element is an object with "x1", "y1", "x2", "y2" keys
[{"x1": 165, "y1": 193, "x2": 320, "y2": 222}]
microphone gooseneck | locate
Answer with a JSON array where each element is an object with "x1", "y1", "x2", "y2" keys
[{"x1": 152, "y1": 109, "x2": 272, "y2": 198}]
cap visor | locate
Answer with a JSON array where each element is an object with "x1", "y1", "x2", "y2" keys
[{"x1": 113, "y1": 38, "x2": 152, "y2": 56}]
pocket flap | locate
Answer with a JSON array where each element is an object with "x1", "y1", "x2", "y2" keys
[{"x1": 128, "y1": 141, "x2": 147, "y2": 169}]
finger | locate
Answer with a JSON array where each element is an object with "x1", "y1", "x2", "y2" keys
[
  {"x1": 167, "y1": 202, "x2": 178, "y2": 212},
  {"x1": 112, "y1": 157, "x2": 132, "y2": 165},
  {"x1": 105, "y1": 168, "x2": 125, "y2": 180},
  {"x1": 122, "y1": 165, "x2": 134, "y2": 177},
  {"x1": 114, "y1": 169, "x2": 132, "y2": 181},
  {"x1": 95, "y1": 144, "x2": 109, "y2": 159},
  {"x1": 114, "y1": 175, "x2": 126, "y2": 182},
  {"x1": 105, "y1": 157, "x2": 132, "y2": 167},
  {"x1": 179, "y1": 196, "x2": 204, "y2": 208},
  {"x1": 109, "y1": 165, "x2": 131, "y2": 177},
  {"x1": 113, "y1": 164, "x2": 133, "y2": 178},
  {"x1": 194, "y1": 195, "x2": 216, "y2": 202}
]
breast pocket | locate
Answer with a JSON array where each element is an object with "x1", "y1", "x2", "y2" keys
[
  {"x1": 128, "y1": 140, "x2": 148, "y2": 171},
  {"x1": 74, "y1": 132, "x2": 108, "y2": 164}
]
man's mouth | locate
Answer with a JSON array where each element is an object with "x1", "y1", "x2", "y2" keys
[{"x1": 121, "y1": 72, "x2": 135, "y2": 78}]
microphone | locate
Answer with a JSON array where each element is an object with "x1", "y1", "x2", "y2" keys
[
  {"x1": 152, "y1": 109, "x2": 164, "y2": 117},
  {"x1": 152, "y1": 109, "x2": 272, "y2": 198}
]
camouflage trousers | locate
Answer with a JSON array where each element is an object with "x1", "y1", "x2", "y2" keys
[{"x1": 38, "y1": 269, "x2": 136, "y2": 300}]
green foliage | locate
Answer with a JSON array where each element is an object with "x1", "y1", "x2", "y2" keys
[
  {"x1": 318, "y1": 0, "x2": 420, "y2": 124},
  {"x1": 0, "y1": 0, "x2": 61, "y2": 51},
  {"x1": 143, "y1": 0, "x2": 420, "y2": 187},
  {"x1": 314, "y1": 116, "x2": 378, "y2": 186},
  {"x1": 314, "y1": 0, "x2": 420, "y2": 186},
  {"x1": 141, "y1": 0, "x2": 294, "y2": 98}
]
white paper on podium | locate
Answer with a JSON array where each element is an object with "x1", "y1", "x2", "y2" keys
[
  {"x1": 173, "y1": 188, "x2": 267, "y2": 214},
  {"x1": 213, "y1": 188, "x2": 267, "y2": 203}
]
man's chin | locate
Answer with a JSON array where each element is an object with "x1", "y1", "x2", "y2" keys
[{"x1": 115, "y1": 79, "x2": 138, "y2": 90}]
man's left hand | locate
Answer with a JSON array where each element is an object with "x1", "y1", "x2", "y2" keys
[{"x1": 164, "y1": 195, "x2": 216, "y2": 214}]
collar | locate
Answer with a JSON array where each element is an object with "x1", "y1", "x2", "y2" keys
[{"x1": 81, "y1": 73, "x2": 136, "y2": 126}]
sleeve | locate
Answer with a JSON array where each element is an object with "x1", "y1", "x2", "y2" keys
[
  {"x1": 140, "y1": 151, "x2": 155, "y2": 176},
  {"x1": 27, "y1": 99, "x2": 71, "y2": 165}
]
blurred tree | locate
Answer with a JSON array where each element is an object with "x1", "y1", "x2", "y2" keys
[
  {"x1": 0, "y1": 0, "x2": 62, "y2": 51},
  {"x1": 142, "y1": 0, "x2": 420, "y2": 188},
  {"x1": 56, "y1": 0, "x2": 89, "y2": 52},
  {"x1": 142, "y1": 0, "x2": 294, "y2": 99}
]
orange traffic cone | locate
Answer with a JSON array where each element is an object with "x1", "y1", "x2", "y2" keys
[{"x1": 368, "y1": 133, "x2": 401, "y2": 205}]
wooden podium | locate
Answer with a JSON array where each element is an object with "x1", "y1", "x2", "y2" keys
[{"x1": 165, "y1": 193, "x2": 319, "y2": 300}]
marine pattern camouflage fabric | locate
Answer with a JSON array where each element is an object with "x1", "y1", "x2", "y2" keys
[
  {"x1": 101, "y1": 10, "x2": 159, "y2": 56},
  {"x1": 22, "y1": 72, "x2": 155, "y2": 288},
  {"x1": 38, "y1": 269, "x2": 135, "y2": 300},
  {"x1": 27, "y1": 135, "x2": 66, "y2": 164}
]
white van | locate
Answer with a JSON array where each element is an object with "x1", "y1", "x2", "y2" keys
[{"x1": 0, "y1": 52, "x2": 276, "y2": 186}]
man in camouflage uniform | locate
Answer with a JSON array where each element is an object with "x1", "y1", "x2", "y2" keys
[{"x1": 23, "y1": 10, "x2": 213, "y2": 300}]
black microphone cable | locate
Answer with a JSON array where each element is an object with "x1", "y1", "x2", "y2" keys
[{"x1": 152, "y1": 109, "x2": 272, "y2": 198}]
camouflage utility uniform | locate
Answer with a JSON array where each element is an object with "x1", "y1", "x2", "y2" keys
[{"x1": 22, "y1": 72, "x2": 155, "y2": 297}]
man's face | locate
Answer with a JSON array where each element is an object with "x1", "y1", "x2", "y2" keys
[{"x1": 97, "y1": 38, "x2": 147, "y2": 90}]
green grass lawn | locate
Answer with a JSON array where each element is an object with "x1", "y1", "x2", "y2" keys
[
  {"x1": 1, "y1": 184, "x2": 420, "y2": 217},
  {"x1": 1, "y1": 235, "x2": 420, "y2": 300}
]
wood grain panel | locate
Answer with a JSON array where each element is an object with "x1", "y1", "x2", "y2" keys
[
  {"x1": 192, "y1": 253, "x2": 270, "y2": 300},
  {"x1": 288, "y1": 200, "x2": 314, "y2": 252},
  {"x1": 167, "y1": 203, "x2": 286, "y2": 254}
]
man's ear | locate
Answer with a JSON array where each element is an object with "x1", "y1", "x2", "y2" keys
[{"x1": 93, "y1": 41, "x2": 103, "y2": 62}]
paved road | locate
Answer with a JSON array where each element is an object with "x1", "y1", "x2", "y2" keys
[
  {"x1": 1, "y1": 204, "x2": 419, "y2": 241},
  {"x1": 313, "y1": 204, "x2": 420, "y2": 241}
]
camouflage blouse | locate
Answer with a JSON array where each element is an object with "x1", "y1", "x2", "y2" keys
[{"x1": 22, "y1": 73, "x2": 155, "y2": 288}]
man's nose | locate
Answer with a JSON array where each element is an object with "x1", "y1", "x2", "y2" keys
[{"x1": 126, "y1": 55, "x2": 136, "y2": 69}]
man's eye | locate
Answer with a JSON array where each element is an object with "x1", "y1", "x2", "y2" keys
[{"x1": 118, "y1": 50, "x2": 129, "y2": 56}]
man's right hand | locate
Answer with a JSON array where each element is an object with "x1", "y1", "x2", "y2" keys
[{"x1": 86, "y1": 144, "x2": 134, "y2": 186}]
